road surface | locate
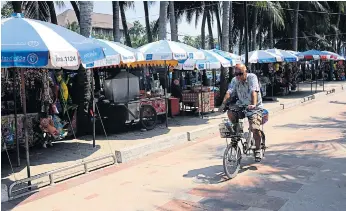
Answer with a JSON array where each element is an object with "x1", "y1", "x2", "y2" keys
[{"x1": 4, "y1": 92, "x2": 346, "y2": 211}]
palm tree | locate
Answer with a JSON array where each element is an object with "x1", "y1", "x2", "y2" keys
[
  {"x1": 220, "y1": 1, "x2": 230, "y2": 105},
  {"x1": 292, "y1": 2, "x2": 300, "y2": 51},
  {"x1": 159, "y1": 1, "x2": 168, "y2": 40},
  {"x1": 112, "y1": 1, "x2": 120, "y2": 42},
  {"x1": 206, "y1": 2, "x2": 214, "y2": 49},
  {"x1": 77, "y1": 1, "x2": 93, "y2": 136},
  {"x1": 332, "y1": 2, "x2": 346, "y2": 52},
  {"x1": 201, "y1": 2, "x2": 207, "y2": 49},
  {"x1": 8, "y1": 1, "x2": 63, "y2": 23},
  {"x1": 169, "y1": 1, "x2": 178, "y2": 41},
  {"x1": 143, "y1": 1, "x2": 153, "y2": 43},
  {"x1": 229, "y1": 1, "x2": 233, "y2": 51},
  {"x1": 70, "y1": 1, "x2": 80, "y2": 24},
  {"x1": 79, "y1": 1, "x2": 93, "y2": 37},
  {"x1": 119, "y1": 1, "x2": 133, "y2": 47},
  {"x1": 47, "y1": 1, "x2": 57, "y2": 24},
  {"x1": 212, "y1": 3, "x2": 222, "y2": 45}
]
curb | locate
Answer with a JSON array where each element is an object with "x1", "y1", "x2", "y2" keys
[
  {"x1": 114, "y1": 85, "x2": 345, "y2": 164},
  {"x1": 115, "y1": 132, "x2": 188, "y2": 163}
]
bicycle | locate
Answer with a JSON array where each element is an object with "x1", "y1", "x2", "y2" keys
[{"x1": 219, "y1": 105, "x2": 268, "y2": 179}]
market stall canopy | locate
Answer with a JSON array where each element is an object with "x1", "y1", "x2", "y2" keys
[
  {"x1": 242, "y1": 50, "x2": 283, "y2": 63},
  {"x1": 296, "y1": 50, "x2": 331, "y2": 60},
  {"x1": 211, "y1": 49, "x2": 242, "y2": 66},
  {"x1": 136, "y1": 40, "x2": 205, "y2": 67},
  {"x1": 92, "y1": 39, "x2": 144, "y2": 67},
  {"x1": 321, "y1": 51, "x2": 345, "y2": 61},
  {"x1": 176, "y1": 49, "x2": 231, "y2": 71},
  {"x1": 266, "y1": 49, "x2": 298, "y2": 62},
  {"x1": 1, "y1": 13, "x2": 105, "y2": 69}
]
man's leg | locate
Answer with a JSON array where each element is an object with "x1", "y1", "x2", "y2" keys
[{"x1": 248, "y1": 113, "x2": 262, "y2": 150}]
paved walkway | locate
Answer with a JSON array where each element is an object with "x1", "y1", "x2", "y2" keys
[
  {"x1": 3, "y1": 84, "x2": 346, "y2": 210},
  {"x1": 1, "y1": 81, "x2": 345, "y2": 193}
]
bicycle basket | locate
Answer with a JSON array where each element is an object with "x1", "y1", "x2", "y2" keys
[
  {"x1": 218, "y1": 122, "x2": 242, "y2": 138},
  {"x1": 262, "y1": 109, "x2": 269, "y2": 125}
]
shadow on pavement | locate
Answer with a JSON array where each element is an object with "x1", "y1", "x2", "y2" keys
[
  {"x1": 180, "y1": 109, "x2": 346, "y2": 210},
  {"x1": 1, "y1": 141, "x2": 104, "y2": 193}
]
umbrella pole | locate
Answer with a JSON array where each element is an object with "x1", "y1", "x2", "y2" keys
[
  {"x1": 91, "y1": 69, "x2": 96, "y2": 148},
  {"x1": 200, "y1": 69, "x2": 203, "y2": 119},
  {"x1": 165, "y1": 61, "x2": 168, "y2": 128},
  {"x1": 13, "y1": 69, "x2": 20, "y2": 167},
  {"x1": 20, "y1": 68, "x2": 31, "y2": 189}
]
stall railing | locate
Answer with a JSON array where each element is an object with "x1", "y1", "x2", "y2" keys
[{"x1": 8, "y1": 154, "x2": 116, "y2": 200}]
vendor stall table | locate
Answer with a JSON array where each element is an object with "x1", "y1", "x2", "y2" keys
[
  {"x1": 181, "y1": 91, "x2": 215, "y2": 113},
  {"x1": 140, "y1": 97, "x2": 166, "y2": 115}
]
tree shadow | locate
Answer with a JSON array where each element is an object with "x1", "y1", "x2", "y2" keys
[
  {"x1": 330, "y1": 100, "x2": 346, "y2": 105},
  {"x1": 180, "y1": 108, "x2": 346, "y2": 210}
]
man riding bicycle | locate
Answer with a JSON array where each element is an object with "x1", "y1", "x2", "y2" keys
[{"x1": 219, "y1": 64, "x2": 264, "y2": 158}]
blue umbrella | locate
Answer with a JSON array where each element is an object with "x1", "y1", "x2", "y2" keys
[
  {"x1": 1, "y1": 14, "x2": 105, "y2": 69},
  {"x1": 266, "y1": 49, "x2": 298, "y2": 62},
  {"x1": 176, "y1": 49, "x2": 231, "y2": 70},
  {"x1": 92, "y1": 39, "x2": 144, "y2": 67},
  {"x1": 138, "y1": 40, "x2": 205, "y2": 61},
  {"x1": 211, "y1": 49, "x2": 242, "y2": 66},
  {"x1": 242, "y1": 50, "x2": 283, "y2": 63}
]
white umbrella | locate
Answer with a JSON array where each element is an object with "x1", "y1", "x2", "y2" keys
[{"x1": 242, "y1": 50, "x2": 283, "y2": 63}]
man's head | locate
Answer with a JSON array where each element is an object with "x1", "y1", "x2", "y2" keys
[{"x1": 234, "y1": 64, "x2": 247, "y2": 81}]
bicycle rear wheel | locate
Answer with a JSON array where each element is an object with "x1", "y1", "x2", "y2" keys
[{"x1": 223, "y1": 144, "x2": 241, "y2": 179}]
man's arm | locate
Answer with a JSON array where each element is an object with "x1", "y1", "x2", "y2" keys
[
  {"x1": 249, "y1": 75, "x2": 260, "y2": 106},
  {"x1": 222, "y1": 77, "x2": 237, "y2": 105}
]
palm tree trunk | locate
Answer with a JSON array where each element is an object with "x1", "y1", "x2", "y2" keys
[
  {"x1": 251, "y1": 7, "x2": 258, "y2": 51},
  {"x1": 292, "y1": 2, "x2": 300, "y2": 51},
  {"x1": 120, "y1": 1, "x2": 132, "y2": 46},
  {"x1": 143, "y1": 1, "x2": 153, "y2": 43},
  {"x1": 239, "y1": 28, "x2": 244, "y2": 55},
  {"x1": 214, "y1": 4, "x2": 222, "y2": 45},
  {"x1": 12, "y1": 1, "x2": 22, "y2": 13},
  {"x1": 220, "y1": 1, "x2": 230, "y2": 105},
  {"x1": 78, "y1": 1, "x2": 93, "y2": 136},
  {"x1": 333, "y1": 7, "x2": 341, "y2": 52},
  {"x1": 228, "y1": 1, "x2": 233, "y2": 52},
  {"x1": 257, "y1": 26, "x2": 262, "y2": 50},
  {"x1": 206, "y1": 6, "x2": 214, "y2": 49},
  {"x1": 201, "y1": 5, "x2": 207, "y2": 49},
  {"x1": 221, "y1": 2, "x2": 230, "y2": 51},
  {"x1": 70, "y1": 1, "x2": 80, "y2": 24},
  {"x1": 112, "y1": 1, "x2": 121, "y2": 42},
  {"x1": 47, "y1": 1, "x2": 57, "y2": 24},
  {"x1": 269, "y1": 20, "x2": 274, "y2": 48},
  {"x1": 174, "y1": 10, "x2": 178, "y2": 41},
  {"x1": 79, "y1": 1, "x2": 93, "y2": 37},
  {"x1": 159, "y1": 1, "x2": 168, "y2": 40},
  {"x1": 169, "y1": 1, "x2": 177, "y2": 41}
]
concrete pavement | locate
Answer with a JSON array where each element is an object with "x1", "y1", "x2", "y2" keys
[
  {"x1": 2, "y1": 87, "x2": 346, "y2": 210},
  {"x1": 1, "y1": 81, "x2": 345, "y2": 202}
]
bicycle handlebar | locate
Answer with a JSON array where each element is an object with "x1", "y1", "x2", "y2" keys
[{"x1": 222, "y1": 102, "x2": 262, "y2": 114}]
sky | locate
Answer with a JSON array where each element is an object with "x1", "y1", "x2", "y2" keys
[{"x1": 55, "y1": 1, "x2": 219, "y2": 40}]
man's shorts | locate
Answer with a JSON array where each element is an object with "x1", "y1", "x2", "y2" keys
[{"x1": 228, "y1": 105, "x2": 262, "y2": 131}]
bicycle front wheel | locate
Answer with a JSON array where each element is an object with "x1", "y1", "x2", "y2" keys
[{"x1": 223, "y1": 144, "x2": 241, "y2": 179}]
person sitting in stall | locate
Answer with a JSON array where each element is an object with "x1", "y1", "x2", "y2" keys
[{"x1": 171, "y1": 78, "x2": 182, "y2": 101}]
